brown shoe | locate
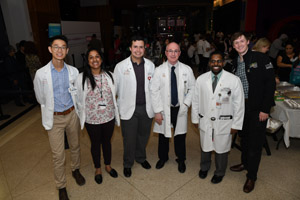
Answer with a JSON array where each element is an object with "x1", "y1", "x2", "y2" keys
[
  {"x1": 243, "y1": 178, "x2": 255, "y2": 193},
  {"x1": 230, "y1": 164, "x2": 245, "y2": 172},
  {"x1": 72, "y1": 169, "x2": 86, "y2": 186}
]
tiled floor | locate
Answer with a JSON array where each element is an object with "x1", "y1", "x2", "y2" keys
[{"x1": 0, "y1": 106, "x2": 300, "y2": 200}]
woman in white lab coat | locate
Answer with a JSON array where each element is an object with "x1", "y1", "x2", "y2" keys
[{"x1": 75, "y1": 48, "x2": 120, "y2": 184}]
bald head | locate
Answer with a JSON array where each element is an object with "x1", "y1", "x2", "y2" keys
[{"x1": 165, "y1": 42, "x2": 181, "y2": 65}]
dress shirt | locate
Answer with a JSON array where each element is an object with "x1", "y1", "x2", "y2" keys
[
  {"x1": 132, "y1": 58, "x2": 146, "y2": 105},
  {"x1": 51, "y1": 62, "x2": 73, "y2": 112}
]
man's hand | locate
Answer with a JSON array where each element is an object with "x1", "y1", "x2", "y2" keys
[
  {"x1": 155, "y1": 113, "x2": 163, "y2": 125},
  {"x1": 230, "y1": 128, "x2": 238, "y2": 134},
  {"x1": 259, "y1": 112, "x2": 269, "y2": 122}
]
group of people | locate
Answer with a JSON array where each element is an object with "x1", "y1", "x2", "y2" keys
[
  {"x1": 3, "y1": 40, "x2": 41, "y2": 106},
  {"x1": 34, "y1": 32, "x2": 276, "y2": 200},
  {"x1": 252, "y1": 33, "x2": 300, "y2": 86}
]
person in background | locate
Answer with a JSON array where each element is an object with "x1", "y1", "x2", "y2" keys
[
  {"x1": 277, "y1": 42, "x2": 297, "y2": 82},
  {"x1": 252, "y1": 38, "x2": 271, "y2": 54},
  {"x1": 192, "y1": 51, "x2": 244, "y2": 184},
  {"x1": 89, "y1": 34, "x2": 104, "y2": 53},
  {"x1": 114, "y1": 35, "x2": 155, "y2": 178},
  {"x1": 150, "y1": 42, "x2": 195, "y2": 173},
  {"x1": 269, "y1": 34, "x2": 288, "y2": 69},
  {"x1": 229, "y1": 32, "x2": 275, "y2": 193},
  {"x1": 24, "y1": 41, "x2": 42, "y2": 80},
  {"x1": 290, "y1": 51, "x2": 300, "y2": 86},
  {"x1": 4, "y1": 45, "x2": 25, "y2": 106},
  {"x1": 34, "y1": 35, "x2": 85, "y2": 200},
  {"x1": 75, "y1": 48, "x2": 119, "y2": 184}
]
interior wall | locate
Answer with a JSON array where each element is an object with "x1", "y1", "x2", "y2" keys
[
  {"x1": 0, "y1": 0, "x2": 33, "y2": 48},
  {"x1": 27, "y1": 0, "x2": 61, "y2": 64}
]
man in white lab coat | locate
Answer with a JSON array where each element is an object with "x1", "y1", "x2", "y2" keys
[
  {"x1": 151, "y1": 42, "x2": 195, "y2": 173},
  {"x1": 34, "y1": 35, "x2": 85, "y2": 200},
  {"x1": 191, "y1": 51, "x2": 244, "y2": 184},
  {"x1": 114, "y1": 35, "x2": 155, "y2": 178}
]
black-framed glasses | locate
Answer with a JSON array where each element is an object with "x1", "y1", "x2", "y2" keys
[{"x1": 52, "y1": 46, "x2": 67, "y2": 51}]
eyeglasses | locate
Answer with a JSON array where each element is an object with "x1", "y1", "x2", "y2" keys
[
  {"x1": 210, "y1": 60, "x2": 223, "y2": 64},
  {"x1": 166, "y1": 50, "x2": 180, "y2": 54},
  {"x1": 52, "y1": 46, "x2": 67, "y2": 51}
]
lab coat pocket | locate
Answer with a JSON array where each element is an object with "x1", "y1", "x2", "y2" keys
[
  {"x1": 217, "y1": 118, "x2": 232, "y2": 135},
  {"x1": 41, "y1": 105, "x2": 52, "y2": 129},
  {"x1": 178, "y1": 104, "x2": 188, "y2": 117},
  {"x1": 199, "y1": 116, "x2": 209, "y2": 133}
]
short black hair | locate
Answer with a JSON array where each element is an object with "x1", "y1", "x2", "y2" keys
[
  {"x1": 130, "y1": 35, "x2": 144, "y2": 46},
  {"x1": 209, "y1": 51, "x2": 224, "y2": 60},
  {"x1": 19, "y1": 40, "x2": 26, "y2": 47},
  {"x1": 49, "y1": 35, "x2": 68, "y2": 47}
]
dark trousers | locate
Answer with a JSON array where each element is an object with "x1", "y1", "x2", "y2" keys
[
  {"x1": 85, "y1": 119, "x2": 115, "y2": 168},
  {"x1": 158, "y1": 106, "x2": 186, "y2": 162},
  {"x1": 198, "y1": 54, "x2": 204, "y2": 73},
  {"x1": 200, "y1": 150, "x2": 228, "y2": 176},
  {"x1": 239, "y1": 103, "x2": 267, "y2": 181},
  {"x1": 121, "y1": 104, "x2": 153, "y2": 168}
]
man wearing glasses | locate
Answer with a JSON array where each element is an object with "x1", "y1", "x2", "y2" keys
[
  {"x1": 191, "y1": 51, "x2": 244, "y2": 184},
  {"x1": 34, "y1": 35, "x2": 85, "y2": 200},
  {"x1": 150, "y1": 42, "x2": 195, "y2": 173}
]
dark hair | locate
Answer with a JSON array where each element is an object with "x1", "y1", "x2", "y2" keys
[
  {"x1": 19, "y1": 40, "x2": 26, "y2": 48},
  {"x1": 209, "y1": 51, "x2": 224, "y2": 60},
  {"x1": 49, "y1": 35, "x2": 68, "y2": 47},
  {"x1": 82, "y1": 48, "x2": 113, "y2": 90},
  {"x1": 130, "y1": 35, "x2": 144, "y2": 46},
  {"x1": 231, "y1": 32, "x2": 249, "y2": 44},
  {"x1": 24, "y1": 41, "x2": 38, "y2": 55},
  {"x1": 5, "y1": 45, "x2": 15, "y2": 55},
  {"x1": 285, "y1": 42, "x2": 294, "y2": 48}
]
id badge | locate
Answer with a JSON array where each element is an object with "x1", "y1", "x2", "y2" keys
[
  {"x1": 221, "y1": 96, "x2": 229, "y2": 104},
  {"x1": 99, "y1": 104, "x2": 106, "y2": 110}
]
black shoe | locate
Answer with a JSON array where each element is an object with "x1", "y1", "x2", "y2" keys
[
  {"x1": 140, "y1": 160, "x2": 151, "y2": 169},
  {"x1": 176, "y1": 159, "x2": 186, "y2": 173},
  {"x1": 72, "y1": 169, "x2": 86, "y2": 186},
  {"x1": 107, "y1": 168, "x2": 118, "y2": 178},
  {"x1": 94, "y1": 174, "x2": 103, "y2": 184},
  {"x1": 59, "y1": 188, "x2": 69, "y2": 200},
  {"x1": 155, "y1": 159, "x2": 167, "y2": 169},
  {"x1": 123, "y1": 168, "x2": 131, "y2": 177},
  {"x1": 199, "y1": 170, "x2": 208, "y2": 179},
  {"x1": 211, "y1": 175, "x2": 224, "y2": 184}
]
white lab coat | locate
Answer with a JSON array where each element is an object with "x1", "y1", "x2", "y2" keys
[
  {"x1": 114, "y1": 57, "x2": 155, "y2": 120},
  {"x1": 33, "y1": 61, "x2": 79, "y2": 130},
  {"x1": 191, "y1": 70, "x2": 245, "y2": 153},
  {"x1": 150, "y1": 61, "x2": 195, "y2": 138},
  {"x1": 74, "y1": 72, "x2": 120, "y2": 130}
]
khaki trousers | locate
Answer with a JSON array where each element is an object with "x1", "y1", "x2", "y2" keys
[{"x1": 47, "y1": 109, "x2": 81, "y2": 189}]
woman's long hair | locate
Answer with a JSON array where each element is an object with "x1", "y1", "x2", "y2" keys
[{"x1": 82, "y1": 48, "x2": 113, "y2": 90}]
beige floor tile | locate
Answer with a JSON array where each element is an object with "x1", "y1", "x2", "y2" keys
[
  {"x1": 0, "y1": 161, "x2": 12, "y2": 200},
  {"x1": 10, "y1": 151, "x2": 53, "y2": 197},
  {"x1": 13, "y1": 182, "x2": 58, "y2": 200},
  {"x1": 1, "y1": 141, "x2": 50, "y2": 191},
  {"x1": 65, "y1": 166, "x2": 149, "y2": 200}
]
